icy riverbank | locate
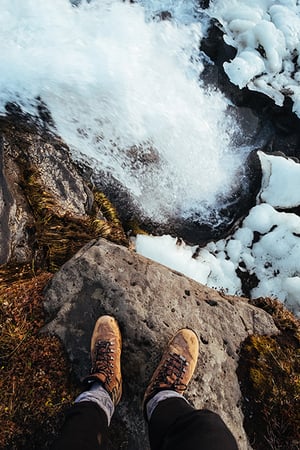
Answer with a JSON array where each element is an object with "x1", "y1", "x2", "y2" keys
[{"x1": 136, "y1": 152, "x2": 300, "y2": 316}]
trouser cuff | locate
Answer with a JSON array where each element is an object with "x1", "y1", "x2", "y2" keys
[
  {"x1": 146, "y1": 390, "x2": 189, "y2": 421},
  {"x1": 75, "y1": 382, "x2": 114, "y2": 425}
]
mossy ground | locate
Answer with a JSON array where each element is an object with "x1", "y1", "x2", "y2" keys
[
  {"x1": 238, "y1": 297, "x2": 300, "y2": 450},
  {"x1": 0, "y1": 270, "x2": 80, "y2": 450},
  {"x1": 0, "y1": 163, "x2": 130, "y2": 449}
]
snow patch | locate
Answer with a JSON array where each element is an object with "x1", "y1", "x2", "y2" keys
[
  {"x1": 208, "y1": 0, "x2": 300, "y2": 116},
  {"x1": 258, "y1": 151, "x2": 300, "y2": 208}
]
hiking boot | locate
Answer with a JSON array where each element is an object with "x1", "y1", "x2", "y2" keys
[
  {"x1": 143, "y1": 328, "x2": 199, "y2": 408},
  {"x1": 83, "y1": 315, "x2": 122, "y2": 405}
]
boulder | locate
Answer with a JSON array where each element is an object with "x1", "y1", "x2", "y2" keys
[
  {"x1": 0, "y1": 114, "x2": 93, "y2": 265},
  {"x1": 43, "y1": 238, "x2": 278, "y2": 450}
]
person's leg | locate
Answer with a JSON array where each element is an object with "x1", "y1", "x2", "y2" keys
[
  {"x1": 50, "y1": 399, "x2": 109, "y2": 450},
  {"x1": 50, "y1": 316, "x2": 122, "y2": 450},
  {"x1": 148, "y1": 396, "x2": 238, "y2": 450},
  {"x1": 143, "y1": 328, "x2": 238, "y2": 450}
]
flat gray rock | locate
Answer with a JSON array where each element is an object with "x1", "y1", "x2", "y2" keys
[{"x1": 44, "y1": 238, "x2": 278, "y2": 450}]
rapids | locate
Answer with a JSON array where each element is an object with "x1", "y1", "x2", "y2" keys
[{"x1": 0, "y1": 0, "x2": 253, "y2": 227}]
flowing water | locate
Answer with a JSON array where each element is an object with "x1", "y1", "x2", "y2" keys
[{"x1": 0, "y1": 0, "x2": 252, "y2": 226}]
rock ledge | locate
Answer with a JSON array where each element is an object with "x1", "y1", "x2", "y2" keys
[{"x1": 44, "y1": 238, "x2": 278, "y2": 450}]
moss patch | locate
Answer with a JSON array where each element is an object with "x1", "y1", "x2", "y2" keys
[
  {"x1": 249, "y1": 296, "x2": 300, "y2": 341},
  {"x1": 0, "y1": 271, "x2": 80, "y2": 450},
  {"x1": 238, "y1": 299, "x2": 300, "y2": 450}
]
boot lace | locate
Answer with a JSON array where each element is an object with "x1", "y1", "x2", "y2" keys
[
  {"x1": 152, "y1": 352, "x2": 189, "y2": 393},
  {"x1": 91, "y1": 340, "x2": 114, "y2": 382}
]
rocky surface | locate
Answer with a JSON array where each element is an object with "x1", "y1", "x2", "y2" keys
[
  {"x1": 0, "y1": 113, "x2": 93, "y2": 265},
  {"x1": 44, "y1": 238, "x2": 279, "y2": 450}
]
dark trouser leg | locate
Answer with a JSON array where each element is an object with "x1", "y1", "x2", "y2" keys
[
  {"x1": 50, "y1": 401, "x2": 109, "y2": 450},
  {"x1": 148, "y1": 397, "x2": 238, "y2": 450}
]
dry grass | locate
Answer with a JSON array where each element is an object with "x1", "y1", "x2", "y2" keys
[
  {"x1": 92, "y1": 190, "x2": 128, "y2": 245},
  {"x1": 19, "y1": 166, "x2": 128, "y2": 272},
  {"x1": 0, "y1": 271, "x2": 79, "y2": 450}
]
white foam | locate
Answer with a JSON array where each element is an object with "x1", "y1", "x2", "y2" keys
[{"x1": 0, "y1": 0, "x2": 246, "y2": 223}]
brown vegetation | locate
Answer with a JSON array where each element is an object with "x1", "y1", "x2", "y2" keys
[
  {"x1": 238, "y1": 297, "x2": 300, "y2": 450},
  {"x1": 0, "y1": 271, "x2": 79, "y2": 450},
  {"x1": 0, "y1": 165, "x2": 129, "y2": 449},
  {"x1": 20, "y1": 166, "x2": 128, "y2": 272}
]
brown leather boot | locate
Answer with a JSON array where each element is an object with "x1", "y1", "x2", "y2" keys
[
  {"x1": 83, "y1": 315, "x2": 122, "y2": 405},
  {"x1": 143, "y1": 328, "x2": 199, "y2": 408}
]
